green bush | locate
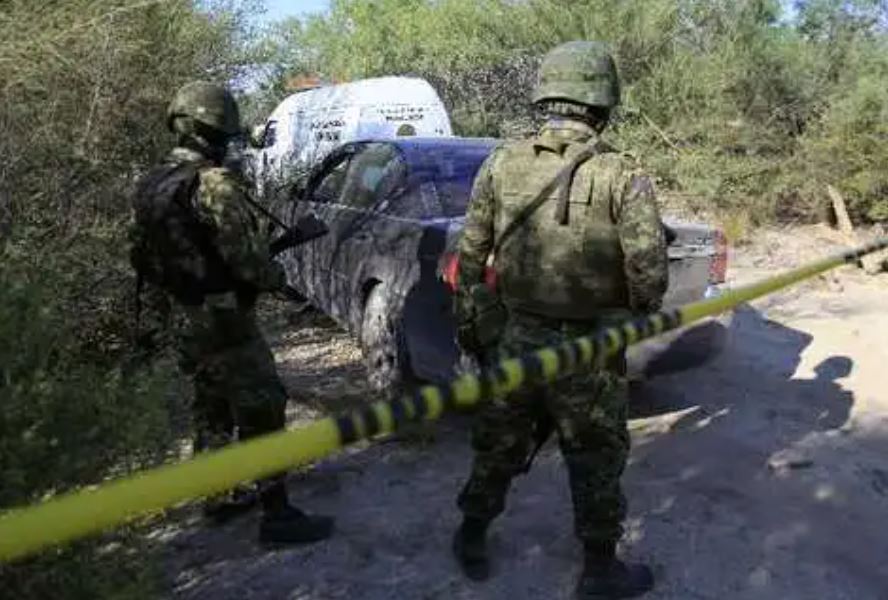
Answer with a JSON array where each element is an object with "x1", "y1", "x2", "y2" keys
[
  {"x1": 796, "y1": 67, "x2": 888, "y2": 221},
  {"x1": 262, "y1": 0, "x2": 888, "y2": 225},
  {"x1": 0, "y1": 234, "x2": 177, "y2": 600},
  {"x1": 0, "y1": 1, "x2": 262, "y2": 597}
]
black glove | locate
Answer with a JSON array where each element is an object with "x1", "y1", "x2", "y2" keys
[{"x1": 269, "y1": 214, "x2": 329, "y2": 257}]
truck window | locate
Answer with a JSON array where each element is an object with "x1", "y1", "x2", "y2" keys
[
  {"x1": 311, "y1": 156, "x2": 351, "y2": 204},
  {"x1": 336, "y1": 143, "x2": 406, "y2": 211}
]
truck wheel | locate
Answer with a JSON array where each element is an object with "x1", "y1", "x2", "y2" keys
[{"x1": 360, "y1": 286, "x2": 412, "y2": 400}]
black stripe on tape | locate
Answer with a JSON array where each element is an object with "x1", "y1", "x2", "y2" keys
[
  {"x1": 361, "y1": 405, "x2": 382, "y2": 438},
  {"x1": 336, "y1": 415, "x2": 359, "y2": 445},
  {"x1": 439, "y1": 384, "x2": 457, "y2": 411},
  {"x1": 590, "y1": 332, "x2": 607, "y2": 361},
  {"x1": 413, "y1": 390, "x2": 429, "y2": 419},
  {"x1": 478, "y1": 370, "x2": 495, "y2": 403},
  {"x1": 558, "y1": 342, "x2": 577, "y2": 374},
  {"x1": 389, "y1": 396, "x2": 410, "y2": 428},
  {"x1": 522, "y1": 352, "x2": 545, "y2": 384}
]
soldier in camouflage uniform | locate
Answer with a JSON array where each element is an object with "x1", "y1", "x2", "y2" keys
[
  {"x1": 452, "y1": 43, "x2": 668, "y2": 598},
  {"x1": 129, "y1": 81, "x2": 333, "y2": 545}
]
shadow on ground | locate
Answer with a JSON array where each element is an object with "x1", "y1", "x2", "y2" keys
[{"x1": 159, "y1": 303, "x2": 888, "y2": 600}]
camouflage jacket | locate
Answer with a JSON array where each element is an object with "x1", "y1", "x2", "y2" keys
[
  {"x1": 130, "y1": 146, "x2": 284, "y2": 308},
  {"x1": 456, "y1": 118, "x2": 668, "y2": 322}
]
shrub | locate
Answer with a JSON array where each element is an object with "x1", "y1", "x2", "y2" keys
[
  {"x1": 262, "y1": 0, "x2": 888, "y2": 226},
  {"x1": 0, "y1": 1, "x2": 262, "y2": 597}
]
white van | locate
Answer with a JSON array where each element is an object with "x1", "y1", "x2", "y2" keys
[{"x1": 250, "y1": 76, "x2": 452, "y2": 197}]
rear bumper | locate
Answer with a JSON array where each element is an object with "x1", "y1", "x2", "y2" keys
[{"x1": 626, "y1": 285, "x2": 733, "y2": 380}]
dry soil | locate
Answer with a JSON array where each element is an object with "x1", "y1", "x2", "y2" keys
[{"x1": 160, "y1": 225, "x2": 888, "y2": 600}]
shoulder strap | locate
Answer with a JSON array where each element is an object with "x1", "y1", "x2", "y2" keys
[
  {"x1": 554, "y1": 145, "x2": 599, "y2": 226},
  {"x1": 492, "y1": 145, "x2": 598, "y2": 258}
]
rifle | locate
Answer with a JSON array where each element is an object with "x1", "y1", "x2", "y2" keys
[
  {"x1": 520, "y1": 408, "x2": 555, "y2": 474},
  {"x1": 269, "y1": 213, "x2": 329, "y2": 257},
  {"x1": 240, "y1": 189, "x2": 329, "y2": 257}
]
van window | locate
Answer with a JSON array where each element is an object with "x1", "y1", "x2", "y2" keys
[
  {"x1": 263, "y1": 121, "x2": 278, "y2": 148},
  {"x1": 336, "y1": 143, "x2": 406, "y2": 210}
]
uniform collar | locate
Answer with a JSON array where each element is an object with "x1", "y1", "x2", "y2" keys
[{"x1": 533, "y1": 119, "x2": 599, "y2": 155}]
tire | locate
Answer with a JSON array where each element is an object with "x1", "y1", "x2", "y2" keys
[{"x1": 359, "y1": 286, "x2": 412, "y2": 399}]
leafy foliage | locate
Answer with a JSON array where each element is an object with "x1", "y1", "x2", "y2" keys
[
  {"x1": 2, "y1": 0, "x2": 888, "y2": 597},
  {"x1": 260, "y1": 0, "x2": 888, "y2": 224},
  {"x1": 0, "y1": 1, "x2": 261, "y2": 598}
]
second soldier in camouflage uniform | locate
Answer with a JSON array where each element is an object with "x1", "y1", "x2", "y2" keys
[
  {"x1": 129, "y1": 82, "x2": 333, "y2": 545},
  {"x1": 453, "y1": 42, "x2": 668, "y2": 599}
]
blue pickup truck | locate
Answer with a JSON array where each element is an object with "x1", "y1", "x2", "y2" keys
[{"x1": 276, "y1": 138, "x2": 729, "y2": 396}]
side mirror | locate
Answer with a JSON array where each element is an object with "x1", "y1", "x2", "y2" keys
[{"x1": 248, "y1": 124, "x2": 267, "y2": 149}]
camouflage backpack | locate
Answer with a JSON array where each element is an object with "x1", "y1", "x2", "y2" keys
[
  {"x1": 458, "y1": 146, "x2": 600, "y2": 354},
  {"x1": 129, "y1": 161, "x2": 235, "y2": 306}
]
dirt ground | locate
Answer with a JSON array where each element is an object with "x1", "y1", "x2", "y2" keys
[{"x1": 159, "y1": 225, "x2": 888, "y2": 600}]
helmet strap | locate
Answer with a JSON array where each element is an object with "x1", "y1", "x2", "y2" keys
[{"x1": 539, "y1": 101, "x2": 610, "y2": 132}]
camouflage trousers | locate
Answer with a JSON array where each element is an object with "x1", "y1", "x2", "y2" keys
[
  {"x1": 457, "y1": 310, "x2": 631, "y2": 547},
  {"x1": 178, "y1": 296, "x2": 288, "y2": 454}
]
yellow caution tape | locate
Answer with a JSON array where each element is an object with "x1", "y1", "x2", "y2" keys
[{"x1": 1, "y1": 237, "x2": 886, "y2": 562}]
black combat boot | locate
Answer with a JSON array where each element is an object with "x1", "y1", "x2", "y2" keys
[
  {"x1": 258, "y1": 481, "x2": 334, "y2": 545},
  {"x1": 576, "y1": 542, "x2": 654, "y2": 599},
  {"x1": 452, "y1": 517, "x2": 491, "y2": 581}
]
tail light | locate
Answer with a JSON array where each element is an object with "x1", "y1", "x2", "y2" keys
[
  {"x1": 709, "y1": 228, "x2": 728, "y2": 284},
  {"x1": 441, "y1": 252, "x2": 459, "y2": 291},
  {"x1": 440, "y1": 252, "x2": 497, "y2": 292}
]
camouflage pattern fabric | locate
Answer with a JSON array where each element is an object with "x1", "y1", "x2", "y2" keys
[
  {"x1": 457, "y1": 311, "x2": 630, "y2": 546},
  {"x1": 532, "y1": 41, "x2": 620, "y2": 108},
  {"x1": 131, "y1": 146, "x2": 288, "y2": 455},
  {"x1": 456, "y1": 119, "x2": 668, "y2": 321},
  {"x1": 190, "y1": 149, "x2": 287, "y2": 296},
  {"x1": 179, "y1": 302, "x2": 287, "y2": 451},
  {"x1": 455, "y1": 117, "x2": 668, "y2": 548}
]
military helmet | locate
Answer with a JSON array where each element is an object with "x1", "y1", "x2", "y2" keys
[
  {"x1": 532, "y1": 41, "x2": 620, "y2": 108},
  {"x1": 166, "y1": 81, "x2": 241, "y2": 137}
]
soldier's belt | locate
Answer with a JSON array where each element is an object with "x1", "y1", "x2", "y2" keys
[{"x1": 1, "y1": 237, "x2": 886, "y2": 562}]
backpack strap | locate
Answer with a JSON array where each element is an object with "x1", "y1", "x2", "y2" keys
[
  {"x1": 492, "y1": 144, "x2": 598, "y2": 259},
  {"x1": 554, "y1": 145, "x2": 599, "y2": 226}
]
